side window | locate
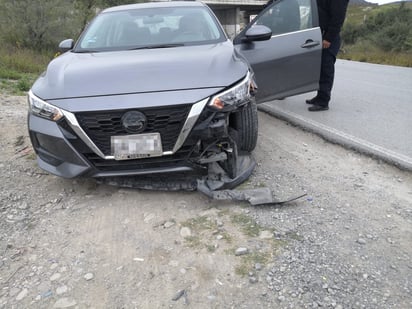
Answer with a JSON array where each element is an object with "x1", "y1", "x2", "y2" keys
[{"x1": 255, "y1": 0, "x2": 313, "y2": 36}]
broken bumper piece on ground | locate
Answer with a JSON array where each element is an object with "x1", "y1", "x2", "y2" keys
[{"x1": 97, "y1": 153, "x2": 306, "y2": 206}]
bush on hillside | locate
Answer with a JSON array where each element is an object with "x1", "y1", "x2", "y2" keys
[{"x1": 342, "y1": 3, "x2": 412, "y2": 52}]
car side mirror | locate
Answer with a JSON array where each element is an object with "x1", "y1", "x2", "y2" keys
[
  {"x1": 244, "y1": 25, "x2": 272, "y2": 42},
  {"x1": 59, "y1": 39, "x2": 74, "y2": 52}
]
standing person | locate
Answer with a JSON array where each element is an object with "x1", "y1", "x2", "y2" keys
[{"x1": 306, "y1": 0, "x2": 349, "y2": 111}]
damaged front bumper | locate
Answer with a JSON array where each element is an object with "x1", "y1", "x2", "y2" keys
[{"x1": 28, "y1": 94, "x2": 256, "y2": 182}]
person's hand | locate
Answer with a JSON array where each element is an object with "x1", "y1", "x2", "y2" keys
[{"x1": 322, "y1": 40, "x2": 331, "y2": 49}]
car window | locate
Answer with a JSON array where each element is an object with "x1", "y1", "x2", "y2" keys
[
  {"x1": 254, "y1": 0, "x2": 313, "y2": 36},
  {"x1": 75, "y1": 6, "x2": 225, "y2": 52}
]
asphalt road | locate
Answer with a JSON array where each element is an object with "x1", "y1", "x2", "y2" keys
[{"x1": 259, "y1": 59, "x2": 412, "y2": 171}]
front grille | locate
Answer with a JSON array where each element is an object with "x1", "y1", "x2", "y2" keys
[
  {"x1": 58, "y1": 118, "x2": 201, "y2": 174},
  {"x1": 75, "y1": 105, "x2": 192, "y2": 155}
]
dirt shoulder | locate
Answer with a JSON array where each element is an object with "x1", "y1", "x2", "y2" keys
[{"x1": 1, "y1": 95, "x2": 411, "y2": 308}]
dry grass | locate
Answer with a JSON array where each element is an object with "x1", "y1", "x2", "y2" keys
[
  {"x1": 0, "y1": 45, "x2": 52, "y2": 94},
  {"x1": 340, "y1": 42, "x2": 412, "y2": 67}
]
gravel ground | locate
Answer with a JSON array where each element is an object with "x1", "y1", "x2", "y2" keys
[{"x1": 0, "y1": 95, "x2": 411, "y2": 308}]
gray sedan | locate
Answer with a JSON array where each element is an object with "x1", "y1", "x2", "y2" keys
[{"x1": 28, "y1": 0, "x2": 321, "y2": 187}]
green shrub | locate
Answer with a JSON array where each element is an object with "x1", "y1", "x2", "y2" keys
[
  {"x1": 17, "y1": 77, "x2": 31, "y2": 92},
  {"x1": 340, "y1": 3, "x2": 412, "y2": 66}
]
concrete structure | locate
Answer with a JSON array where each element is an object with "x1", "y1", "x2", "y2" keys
[
  {"x1": 203, "y1": 0, "x2": 267, "y2": 37},
  {"x1": 153, "y1": 0, "x2": 267, "y2": 38}
]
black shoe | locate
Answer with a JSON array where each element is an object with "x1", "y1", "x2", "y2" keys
[
  {"x1": 305, "y1": 97, "x2": 319, "y2": 104},
  {"x1": 308, "y1": 105, "x2": 329, "y2": 112}
]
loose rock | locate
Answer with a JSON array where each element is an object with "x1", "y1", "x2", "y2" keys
[
  {"x1": 50, "y1": 273, "x2": 61, "y2": 281},
  {"x1": 180, "y1": 227, "x2": 192, "y2": 238},
  {"x1": 15, "y1": 288, "x2": 28, "y2": 301},
  {"x1": 235, "y1": 247, "x2": 249, "y2": 256},
  {"x1": 56, "y1": 285, "x2": 68, "y2": 295},
  {"x1": 53, "y1": 298, "x2": 77, "y2": 308},
  {"x1": 259, "y1": 230, "x2": 273, "y2": 239},
  {"x1": 84, "y1": 273, "x2": 94, "y2": 281}
]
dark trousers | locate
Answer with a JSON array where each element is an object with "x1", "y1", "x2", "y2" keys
[{"x1": 317, "y1": 36, "x2": 341, "y2": 106}]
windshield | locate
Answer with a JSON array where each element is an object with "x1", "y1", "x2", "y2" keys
[{"x1": 75, "y1": 6, "x2": 226, "y2": 52}]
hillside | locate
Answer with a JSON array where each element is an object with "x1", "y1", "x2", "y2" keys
[
  {"x1": 341, "y1": 1, "x2": 412, "y2": 66},
  {"x1": 350, "y1": 0, "x2": 412, "y2": 6},
  {"x1": 349, "y1": 0, "x2": 373, "y2": 5}
]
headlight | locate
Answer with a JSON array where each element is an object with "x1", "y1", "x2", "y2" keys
[
  {"x1": 209, "y1": 71, "x2": 256, "y2": 111},
  {"x1": 28, "y1": 90, "x2": 64, "y2": 121}
]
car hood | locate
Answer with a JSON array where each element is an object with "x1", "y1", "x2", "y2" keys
[{"x1": 32, "y1": 41, "x2": 249, "y2": 100}]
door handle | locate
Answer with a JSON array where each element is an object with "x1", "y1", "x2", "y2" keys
[{"x1": 301, "y1": 40, "x2": 320, "y2": 48}]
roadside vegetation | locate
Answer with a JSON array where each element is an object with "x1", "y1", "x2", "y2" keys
[
  {"x1": 0, "y1": 1, "x2": 411, "y2": 95},
  {"x1": 340, "y1": 2, "x2": 412, "y2": 66},
  {"x1": 0, "y1": 0, "x2": 142, "y2": 95},
  {"x1": 180, "y1": 210, "x2": 282, "y2": 278}
]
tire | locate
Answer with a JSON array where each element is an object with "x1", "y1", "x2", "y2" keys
[{"x1": 233, "y1": 100, "x2": 258, "y2": 152}]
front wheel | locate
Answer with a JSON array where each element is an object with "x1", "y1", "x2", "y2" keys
[{"x1": 233, "y1": 100, "x2": 258, "y2": 152}]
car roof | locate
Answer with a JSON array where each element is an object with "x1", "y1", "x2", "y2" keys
[{"x1": 102, "y1": 1, "x2": 206, "y2": 13}]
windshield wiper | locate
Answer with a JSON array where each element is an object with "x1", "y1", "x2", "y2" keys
[
  {"x1": 129, "y1": 44, "x2": 184, "y2": 50},
  {"x1": 74, "y1": 50, "x2": 101, "y2": 53}
]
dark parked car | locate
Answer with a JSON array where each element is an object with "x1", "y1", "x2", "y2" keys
[{"x1": 28, "y1": 0, "x2": 321, "y2": 187}]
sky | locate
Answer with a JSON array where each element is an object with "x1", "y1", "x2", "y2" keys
[{"x1": 368, "y1": 0, "x2": 406, "y2": 4}]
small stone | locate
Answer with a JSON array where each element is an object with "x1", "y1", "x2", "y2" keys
[
  {"x1": 356, "y1": 238, "x2": 366, "y2": 245},
  {"x1": 216, "y1": 235, "x2": 223, "y2": 240},
  {"x1": 207, "y1": 295, "x2": 216, "y2": 301},
  {"x1": 50, "y1": 273, "x2": 61, "y2": 281},
  {"x1": 249, "y1": 277, "x2": 258, "y2": 284},
  {"x1": 259, "y1": 230, "x2": 273, "y2": 239},
  {"x1": 42, "y1": 290, "x2": 52, "y2": 298},
  {"x1": 180, "y1": 227, "x2": 191, "y2": 238},
  {"x1": 16, "y1": 288, "x2": 28, "y2": 301},
  {"x1": 133, "y1": 257, "x2": 144, "y2": 262},
  {"x1": 18, "y1": 202, "x2": 28, "y2": 210},
  {"x1": 255, "y1": 263, "x2": 262, "y2": 271},
  {"x1": 235, "y1": 247, "x2": 249, "y2": 256},
  {"x1": 56, "y1": 285, "x2": 68, "y2": 295},
  {"x1": 84, "y1": 273, "x2": 94, "y2": 281},
  {"x1": 164, "y1": 221, "x2": 175, "y2": 229},
  {"x1": 50, "y1": 263, "x2": 59, "y2": 270},
  {"x1": 143, "y1": 213, "x2": 155, "y2": 223},
  {"x1": 278, "y1": 295, "x2": 286, "y2": 302},
  {"x1": 53, "y1": 298, "x2": 77, "y2": 308},
  {"x1": 172, "y1": 289, "x2": 185, "y2": 301}
]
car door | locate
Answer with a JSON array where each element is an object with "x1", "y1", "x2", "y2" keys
[{"x1": 234, "y1": 0, "x2": 322, "y2": 103}]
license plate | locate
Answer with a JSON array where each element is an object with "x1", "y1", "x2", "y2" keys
[{"x1": 111, "y1": 133, "x2": 163, "y2": 160}]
